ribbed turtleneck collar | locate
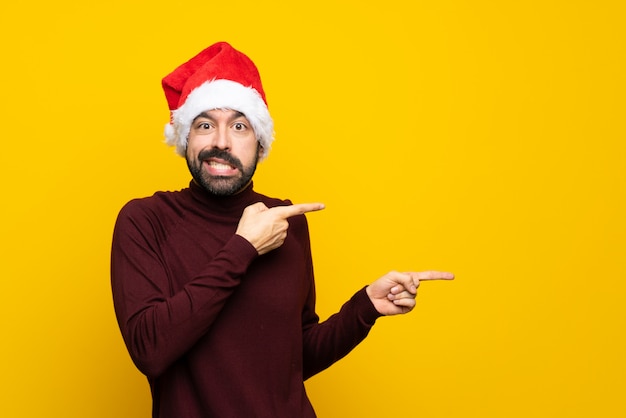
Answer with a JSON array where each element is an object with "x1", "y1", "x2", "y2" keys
[{"x1": 188, "y1": 180, "x2": 259, "y2": 218}]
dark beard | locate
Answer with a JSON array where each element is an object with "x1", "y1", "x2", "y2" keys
[{"x1": 186, "y1": 147, "x2": 259, "y2": 196}]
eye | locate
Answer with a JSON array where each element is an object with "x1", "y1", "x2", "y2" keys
[
  {"x1": 197, "y1": 122, "x2": 212, "y2": 130},
  {"x1": 233, "y1": 122, "x2": 246, "y2": 131}
]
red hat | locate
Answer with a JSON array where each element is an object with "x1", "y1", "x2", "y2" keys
[{"x1": 162, "y1": 42, "x2": 274, "y2": 159}]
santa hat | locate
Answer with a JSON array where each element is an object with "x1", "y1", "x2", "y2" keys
[{"x1": 162, "y1": 42, "x2": 274, "y2": 159}]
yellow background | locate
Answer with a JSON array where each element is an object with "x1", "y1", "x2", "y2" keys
[{"x1": 1, "y1": 1, "x2": 624, "y2": 417}]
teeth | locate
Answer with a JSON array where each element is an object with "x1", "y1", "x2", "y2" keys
[{"x1": 208, "y1": 161, "x2": 232, "y2": 170}]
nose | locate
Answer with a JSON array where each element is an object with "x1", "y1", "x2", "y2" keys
[{"x1": 213, "y1": 126, "x2": 231, "y2": 150}]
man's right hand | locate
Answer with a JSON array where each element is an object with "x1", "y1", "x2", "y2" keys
[{"x1": 236, "y1": 202, "x2": 325, "y2": 255}]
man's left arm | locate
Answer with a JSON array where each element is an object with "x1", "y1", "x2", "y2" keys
[{"x1": 301, "y1": 265, "x2": 453, "y2": 379}]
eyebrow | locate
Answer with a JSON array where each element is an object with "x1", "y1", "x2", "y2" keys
[{"x1": 193, "y1": 110, "x2": 246, "y2": 123}]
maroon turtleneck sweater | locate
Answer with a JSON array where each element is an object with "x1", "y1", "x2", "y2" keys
[{"x1": 111, "y1": 181, "x2": 381, "y2": 417}]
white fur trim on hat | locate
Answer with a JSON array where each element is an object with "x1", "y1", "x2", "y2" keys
[{"x1": 164, "y1": 79, "x2": 274, "y2": 159}]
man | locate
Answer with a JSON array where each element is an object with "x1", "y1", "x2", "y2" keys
[{"x1": 111, "y1": 42, "x2": 454, "y2": 418}]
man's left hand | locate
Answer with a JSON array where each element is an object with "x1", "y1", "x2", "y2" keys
[{"x1": 366, "y1": 270, "x2": 454, "y2": 316}]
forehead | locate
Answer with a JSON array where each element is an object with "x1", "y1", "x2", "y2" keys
[{"x1": 193, "y1": 108, "x2": 247, "y2": 121}]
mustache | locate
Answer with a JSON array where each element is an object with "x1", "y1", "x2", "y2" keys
[{"x1": 197, "y1": 149, "x2": 243, "y2": 171}]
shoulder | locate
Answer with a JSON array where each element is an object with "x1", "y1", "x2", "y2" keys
[
  {"x1": 115, "y1": 188, "x2": 191, "y2": 230},
  {"x1": 251, "y1": 190, "x2": 309, "y2": 227},
  {"x1": 120, "y1": 188, "x2": 189, "y2": 213},
  {"x1": 259, "y1": 194, "x2": 293, "y2": 209},
  {"x1": 262, "y1": 193, "x2": 313, "y2": 232}
]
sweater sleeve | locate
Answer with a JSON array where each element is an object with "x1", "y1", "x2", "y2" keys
[
  {"x1": 301, "y1": 287, "x2": 382, "y2": 379},
  {"x1": 297, "y1": 218, "x2": 383, "y2": 379},
  {"x1": 110, "y1": 200, "x2": 258, "y2": 379}
]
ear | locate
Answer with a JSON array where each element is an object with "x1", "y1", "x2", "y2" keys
[{"x1": 257, "y1": 142, "x2": 264, "y2": 158}]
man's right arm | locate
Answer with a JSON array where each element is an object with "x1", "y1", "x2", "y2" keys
[
  {"x1": 111, "y1": 199, "x2": 324, "y2": 379},
  {"x1": 110, "y1": 201, "x2": 258, "y2": 379}
]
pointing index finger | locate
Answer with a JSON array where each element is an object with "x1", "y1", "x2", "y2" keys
[
  {"x1": 273, "y1": 203, "x2": 326, "y2": 219},
  {"x1": 408, "y1": 271, "x2": 455, "y2": 281}
]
